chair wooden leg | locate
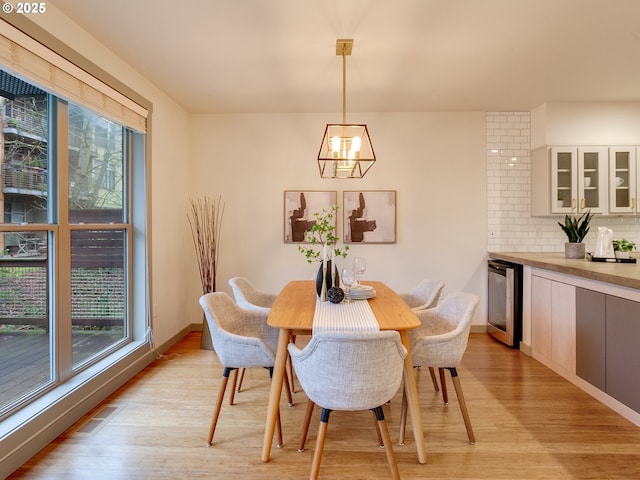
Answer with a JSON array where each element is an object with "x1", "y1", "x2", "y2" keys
[
  {"x1": 448, "y1": 367, "x2": 476, "y2": 444},
  {"x1": 373, "y1": 414, "x2": 383, "y2": 447},
  {"x1": 276, "y1": 405, "x2": 284, "y2": 448},
  {"x1": 439, "y1": 367, "x2": 449, "y2": 404},
  {"x1": 310, "y1": 409, "x2": 331, "y2": 480},
  {"x1": 372, "y1": 406, "x2": 401, "y2": 480},
  {"x1": 286, "y1": 353, "x2": 296, "y2": 394},
  {"x1": 207, "y1": 368, "x2": 231, "y2": 446},
  {"x1": 229, "y1": 368, "x2": 239, "y2": 405},
  {"x1": 429, "y1": 366, "x2": 440, "y2": 392},
  {"x1": 299, "y1": 400, "x2": 315, "y2": 452},
  {"x1": 399, "y1": 385, "x2": 408, "y2": 446},
  {"x1": 283, "y1": 369, "x2": 294, "y2": 406},
  {"x1": 236, "y1": 368, "x2": 246, "y2": 392},
  {"x1": 266, "y1": 365, "x2": 285, "y2": 448},
  {"x1": 287, "y1": 333, "x2": 297, "y2": 394}
]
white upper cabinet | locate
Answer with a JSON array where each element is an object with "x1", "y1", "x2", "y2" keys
[
  {"x1": 609, "y1": 146, "x2": 638, "y2": 214},
  {"x1": 577, "y1": 147, "x2": 608, "y2": 214},
  {"x1": 532, "y1": 146, "x2": 612, "y2": 216},
  {"x1": 550, "y1": 147, "x2": 577, "y2": 214},
  {"x1": 546, "y1": 147, "x2": 607, "y2": 215}
]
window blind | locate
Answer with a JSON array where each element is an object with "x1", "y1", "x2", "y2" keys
[{"x1": 0, "y1": 20, "x2": 147, "y2": 133}]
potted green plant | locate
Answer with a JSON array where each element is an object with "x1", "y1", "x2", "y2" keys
[
  {"x1": 612, "y1": 238, "x2": 635, "y2": 259},
  {"x1": 558, "y1": 210, "x2": 592, "y2": 259},
  {"x1": 298, "y1": 205, "x2": 349, "y2": 300}
]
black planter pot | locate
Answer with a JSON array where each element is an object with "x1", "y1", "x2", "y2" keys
[{"x1": 316, "y1": 260, "x2": 340, "y2": 297}]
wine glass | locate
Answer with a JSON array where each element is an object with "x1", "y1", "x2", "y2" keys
[
  {"x1": 353, "y1": 257, "x2": 366, "y2": 287},
  {"x1": 341, "y1": 268, "x2": 355, "y2": 302}
]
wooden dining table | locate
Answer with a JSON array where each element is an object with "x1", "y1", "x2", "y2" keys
[{"x1": 261, "y1": 279, "x2": 427, "y2": 464}]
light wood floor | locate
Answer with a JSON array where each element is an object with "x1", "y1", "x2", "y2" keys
[{"x1": 9, "y1": 332, "x2": 640, "y2": 479}]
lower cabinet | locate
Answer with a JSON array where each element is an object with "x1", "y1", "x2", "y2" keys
[
  {"x1": 531, "y1": 275, "x2": 576, "y2": 373},
  {"x1": 606, "y1": 295, "x2": 640, "y2": 413},
  {"x1": 576, "y1": 288, "x2": 640, "y2": 413},
  {"x1": 576, "y1": 288, "x2": 606, "y2": 390}
]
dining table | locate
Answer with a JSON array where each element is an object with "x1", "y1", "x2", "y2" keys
[{"x1": 261, "y1": 279, "x2": 427, "y2": 464}]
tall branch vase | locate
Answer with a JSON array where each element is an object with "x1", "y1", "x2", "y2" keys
[{"x1": 188, "y1": 195, "x2": 225, "y2": 350}]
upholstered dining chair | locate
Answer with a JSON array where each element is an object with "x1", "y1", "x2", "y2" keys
[
  {"x1": 288, "y1": 331, "x2": 407, "y2": 480},
  {"x1": 199, "y1": 292, "x2": 291, "y2": 447},
  {"x1": 228, "y1": 276, "x2": 295, "y2": 401},
  {"x1": 228, "y1": 276, "x2": 277, "y2": 312},
  {"x1": 398, "y1": 278, "x2": 445, "y2": 311},
  {"x1": 399, "y1": 291, "x2": 479, "y2": 446},
  {"x1": 399, "y1": 278, "x2": 446, "y2": 392}
]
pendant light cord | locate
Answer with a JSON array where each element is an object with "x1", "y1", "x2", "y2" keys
[{"x1": 342, "y1": 46, "x2": 347, "y2": 124}]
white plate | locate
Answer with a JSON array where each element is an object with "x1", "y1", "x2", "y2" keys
[
  {"x1": 348, "y1": 289, "x2": 376, "y2": 300},
  {"x1": 349, "y1": 285, "x2": 374, "y2": 294}
]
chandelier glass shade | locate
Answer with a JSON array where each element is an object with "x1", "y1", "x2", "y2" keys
[{"x1": 317, "y1": 39, "x2": 376, "y2": 179}]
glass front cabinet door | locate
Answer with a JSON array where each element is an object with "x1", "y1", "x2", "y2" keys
[
  {"x1": 551, "y1": 147, "x2": 608, "y2": 214},
  {"x1": 609, "y1": 146, "x2": 637, "y2": 214},
  {"x1": 550, "y1": 147, "x2": 577, "y2": 214},
  {"x1": 578, "y1": 147, "x2": 608, "y2": 215}
]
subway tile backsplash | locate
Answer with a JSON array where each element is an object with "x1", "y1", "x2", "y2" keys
[{"x1": 486, "y1": 112, "x2": 640, "y2": 253}]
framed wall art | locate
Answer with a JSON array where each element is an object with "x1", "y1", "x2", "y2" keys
[
  {"x1": 284, "y1": 190, "x2": 337, "y2": 243},
  {"x1": 343, "y1": 190, "x2": 396, "y2": 244}
]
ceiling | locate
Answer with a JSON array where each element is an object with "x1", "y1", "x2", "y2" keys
[{"x1": 49, "y1": 0, "x2": 640, "y2": 114}]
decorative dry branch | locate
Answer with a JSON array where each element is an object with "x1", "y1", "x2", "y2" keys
[{"x1": 188, "y1": 195, "x2": 225, "y2": 293}]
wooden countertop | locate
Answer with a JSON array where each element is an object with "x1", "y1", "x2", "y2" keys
[{"x1": 488, "y1": 251, "x2": 640, "y2": 290}]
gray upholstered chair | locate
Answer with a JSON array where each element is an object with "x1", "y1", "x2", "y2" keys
[
  {"x1": 399, "y1": 278, "x2": 446, "y2": 392},
  {"x1": 228, "y1": 276, "x2": 295, "y2": 401},
  {"x1": 289, "y1": 331, "x2": 407, "y2": 480},
  {"x1": 228, "y1": 276, "x2": 277, "y2": 312},
  {"x1": 398, "y1": 278, "x2": 445, "y2": 311},
  {"x1": 199, "y1": 292, "x2": 290, "y2": 447},
  {"x1": 399, "y1": 291, "x2": 480, "y2": 446}
]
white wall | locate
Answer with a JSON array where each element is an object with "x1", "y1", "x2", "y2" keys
[
  {"x1": 188, "y1": 112, "x2": 489, "y2": 326},
  {"x1": 28, "y1": 6, "x2": 489, "y2": 335}
]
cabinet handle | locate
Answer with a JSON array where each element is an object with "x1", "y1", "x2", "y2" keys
[
  {"x1": 572, "y1": 198, "x2": 576, "y2": 209},
  {"x1": 581, "y1": 198, "x2": 586, "y2": 209},
  {"x1": 633, "y1": 198, "x2": 636, "y2": 211}
]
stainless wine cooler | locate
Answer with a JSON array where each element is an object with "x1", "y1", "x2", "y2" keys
[{"x1": 487, "y1": 259, "x2": 522, "y2": 347}]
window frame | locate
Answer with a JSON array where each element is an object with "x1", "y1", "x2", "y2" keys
[{"x1": 0, "y1": 17, "x2": 153, "y2": 477}]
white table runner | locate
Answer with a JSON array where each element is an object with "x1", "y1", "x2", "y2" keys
[{"x1": 312, "y1": 298, "x2": 380, "y2": 334}]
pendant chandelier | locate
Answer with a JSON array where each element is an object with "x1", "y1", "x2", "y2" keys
[{"x1": 317, "y1": 39, "x2": 376, "y2": 179}]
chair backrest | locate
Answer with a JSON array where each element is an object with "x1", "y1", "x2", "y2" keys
[
  {"x1": 199, "y1": 292, "x2": 278, "y2": 369},
  {"x1": 288, "y1": 331, "x2": 407, "y2": 411},
  {"x1": 409, "y1": 292, "x2": 479, "y2": 368},
  {"x1": 400, "y1": 278, "x2": 445, "y2": 310},
  {"x1": 228, "y1": 277, "x2": 277, "y2": 311}
]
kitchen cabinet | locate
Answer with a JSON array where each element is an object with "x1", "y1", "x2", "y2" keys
[
  {"x1": 530, "y1": 274, "x2": 576, "y2": 373},
  {"x1": 578, "y1": 147, "x2": 609, "y2": 214},
  {"x1": 605, "y1": 295, "x2": 640, "y2": 413},
  {"x1": 531, "y1": 146, "x2": 608, "y2": 216},
  {"x1": 575, "y1": 288, "x2": 606, "y2": 391},
  {"x1": 491, "y1": 253, "x2": 640, "y2": 426},
  {"x1": 575, "y1": 288, "x2": 640, "y2": 413},
  {"x1": 609, "y1": 146, "x2": 638, "y2": 213},
  {"x1": 549, "y1": 147, "x2": 577, "y2": 214}
]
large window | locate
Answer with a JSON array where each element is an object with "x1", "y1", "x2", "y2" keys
[
  {"x1": 68, "y1": 104, "x2": 128, "y2": 369},
  {"x1": 0, "y1": 70, "x2": 143, "y2": 417}
]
